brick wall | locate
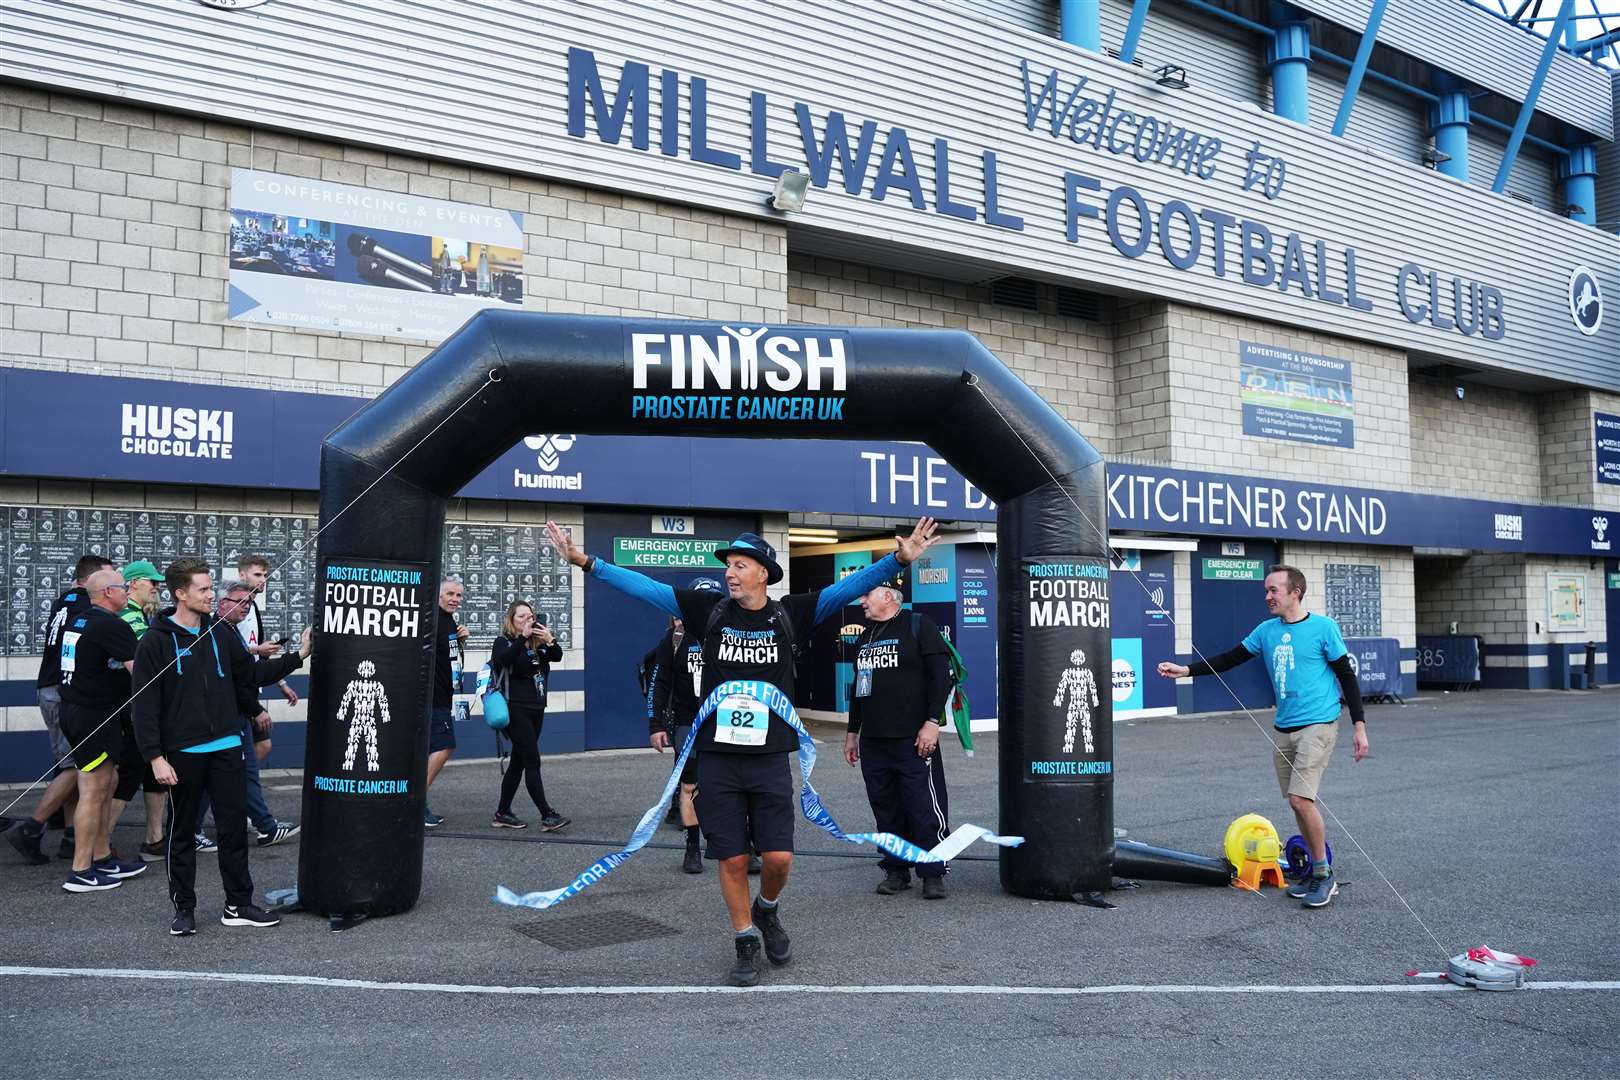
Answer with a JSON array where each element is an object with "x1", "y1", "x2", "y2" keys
[
  {"x1": 1540, "y1": 389, "x2": 1620, "y2": 512},
  {"x1": 0, "y1": 86, "x2": 787, "y2": 396},
  {"x1": 1277, "y1": 542, "x2": 1417, "y2": 655},
  {"x1": 786, "y1": 256, "x2": 1116, "y2": 454},
  {"x1": 1413, "y1": 553, "x2": 1527, "y2": 642},
  {"x1": 1409, "y1": 378, "x2": 1542, "y2": 502}
]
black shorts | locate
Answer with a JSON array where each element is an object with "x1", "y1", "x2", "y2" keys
[
  {"x1": 673, "y1": 724, "x2": 698, "y2": 785},
  {"x1": 59, "y1": 701, "x2": 132, "y2": 774},
  {"x1": 695, "y1": 751, "x2": 795, "y2": 859}
]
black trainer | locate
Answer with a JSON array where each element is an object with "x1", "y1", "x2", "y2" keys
[
  {"x1": 730, "y1": 933, "x2": 763, "y2": 987},
  {"x1": 876, "y1": 868, "x2": 911, "y2": 895},
  {"x1": 921, "y1": 876, "x2": 947, "y2": 900},
  {"x1": 682, "y1": 843, "x2": 703, "y2": 875},
  {"x1": 221, "y1": 903, "x2": 281, "y2": 928},
  {"x1": 170, "y1": 909, "x2": 196, "y2": 936},
  {"x1": 751, "y1": 898, "x2": 792, "y2": 966},
  {"x1": 6, "y1": 820, "x2": 48, "y2": 865}
]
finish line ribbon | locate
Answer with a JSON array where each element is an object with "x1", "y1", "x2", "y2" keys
[{"x1": 493, "y1": 679, "x2": 1022, "y2": 910}]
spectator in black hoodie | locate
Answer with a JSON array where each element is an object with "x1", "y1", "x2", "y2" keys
[{"x1": 132, "y1": 558, "x2": 300, "y2": 937}]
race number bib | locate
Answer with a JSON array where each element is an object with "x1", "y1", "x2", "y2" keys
[
  {"x1": 59, "y1": 630, "x2": 81, "y2": 684},
  {"x1": 715, "y1": 692, "x2": 769, "y2": 747}
]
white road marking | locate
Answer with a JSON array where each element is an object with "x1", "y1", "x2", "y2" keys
[{"x1": 2, "y1": 966, "x2": 1617, "y2": 997}]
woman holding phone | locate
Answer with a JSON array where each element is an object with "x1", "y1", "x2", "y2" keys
[{"x1": 488, "y1": 600, "x2": 569, "y2": 831}]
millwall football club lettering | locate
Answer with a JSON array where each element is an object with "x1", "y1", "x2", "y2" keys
[
  {"x1": 629, "y1": 327, "x2": 849, "y2": 423},
  {"x1": 120, "y1": 404, "x2": 235, "y2": 460}
]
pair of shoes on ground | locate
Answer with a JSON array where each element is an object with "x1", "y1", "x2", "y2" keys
[
  {"x1": 875, "y1": 868, "x2": 947, "y2": 899},
  {"x1": 731, "y1": 897, "x2": 793, "y2": 986},
  {"x1": 1286, "y1": 870, "x2": 1339, "y2": 908},
  {"x1": 491, "y1": 810, "x2": 571, "y2": 831},
  {"x1": 62, "y1": 854, "x2": 148, "y2": 892},
  {"x1": 170, "y1": 903, "x2": 281, "y2": 935}
]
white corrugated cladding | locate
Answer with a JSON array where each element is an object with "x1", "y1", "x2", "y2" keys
[
  {"x1": 1097, "y1": 0, "x2": 1264, "y2": 105},
  {"x1": 1598, "y1": 72, "x2": 1620, "y2": 234},
  {"x1": 1471, "y1": 128, "x2": 1561, "y2": 210},
  {"x1": 2, "y1": 0, "x2": 1615, "y2": 387},
  {"x1": 1291, "y1": 0, "x2": 1612, "y2": 141},
  {"x1": 1300, "y1": 63, "x2": 1426, "y2": 165}
]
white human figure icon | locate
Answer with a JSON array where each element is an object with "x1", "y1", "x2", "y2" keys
[
  {"x1": 721, "y1": 325, "x2": 770, "y2": 390},
  {"x1": 1053, "y1": 648, "x2": 1100, "y2": 755},
  {"x1": 337, "y1": 659, "x2": 392, "y2": 772},
  {"x1": 1274, "y1": 633, "x2": 1296, "y2": 696}
]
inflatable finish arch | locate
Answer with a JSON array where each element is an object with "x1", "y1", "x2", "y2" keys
[{"x1": 299, "y1": 311, "x2": 1225, "y2": 918}]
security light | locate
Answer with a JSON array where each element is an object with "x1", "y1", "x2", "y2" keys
[
  {"x1": 1153, "y1": 64, "x2": 1189, "y2": 89},
  {"x1": 767, "y1": 171, "x2": 810, "y2": 213}
]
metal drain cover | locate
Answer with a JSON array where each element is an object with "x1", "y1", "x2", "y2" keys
[{"x1": 514, "y1": 910, "x2": 681, "y2": 951}]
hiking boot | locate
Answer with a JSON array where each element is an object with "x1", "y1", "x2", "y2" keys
[
  {"x1": 729, "y1": 933, "x2": 763, "y2": 987},
  {"x1": 921, "y1": 876, "x2": 947, "y2": 900},
  {"x1": 7, "y1": 820, "x2": 48, "y2": 865},
  {"x1": 875, "y1": 868, "x2": 912, "y2": 895},
  {"x1": 751, "y1": 898, "x2": 792, "y2": 966},
  {"x1": 170, "y1": 909, "x2": 196, "y2": 936},
  {"x1": 682, "y1": 843, "x2": 703, "y2": 875},
  {"x1": 1302, "y1": 871, "x2": 1339, "y2": 908},
  {"x1": 539, "y1": 812, "x2": 570, "y2": 832},
  {"x1": 491, "y1": 811, "x2": 527, "y2": 830}
]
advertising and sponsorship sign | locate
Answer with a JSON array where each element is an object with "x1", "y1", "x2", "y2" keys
[
  {"x1": 628, "y1": 326, "x2": 849, "y2": 425},
  {"x1": 910, "y1": 545, "x2": 956, "y2": 605},
  {"x1": 1021, "y1": 557, "x2": 1111, "y2": 781},
  {"x1": 1596, "y1": 412, "x2": 1620, "y2": 486},
  {"x1": 309, "y1": 558, "x2": 433, "y2": 799},
  {"x1": 1110, "y1": 636, "x2": 1143, "y2": 713},
  {"x1": 227, "y1": 170, "x2": 524, "y2": 341},
  {"x1": 612, "y1": 536, "x2": 725, "y2": 568},
  {"x1": 1416, "y1": 635, "x2": 1482, "y2": 684},
  {"x1": 1238, "y1": 342, "x2": 1354, "y2": 448}
]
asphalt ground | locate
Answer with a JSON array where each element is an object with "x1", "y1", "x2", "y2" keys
[{"x1": 2, "y1": 687, "x2": 1616, "y2": 1079}]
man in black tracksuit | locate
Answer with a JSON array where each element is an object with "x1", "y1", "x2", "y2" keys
[
  {"x1": 843, "y1": 584, "x2": 954, "y2": 899},
  {"x1": 133, "y1": 558, "x2": 296, "y2": 936}
]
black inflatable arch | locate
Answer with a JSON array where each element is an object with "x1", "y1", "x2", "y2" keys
[{"x1": 299, "y1": 311, "x2": 1225, "y2": 918}]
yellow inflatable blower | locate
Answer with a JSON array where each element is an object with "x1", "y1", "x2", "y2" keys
[{"x1": 1223, "y1": 813, "x2": 1286, "y2": 891}]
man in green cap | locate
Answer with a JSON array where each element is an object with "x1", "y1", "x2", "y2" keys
[{"x1": 118, "y1": 559, "x2": 170, "y2": 861}]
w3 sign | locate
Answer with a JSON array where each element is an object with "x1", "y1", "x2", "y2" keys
[{"x1": 651, "y1": 515, "x2": 694, "y2": 535}]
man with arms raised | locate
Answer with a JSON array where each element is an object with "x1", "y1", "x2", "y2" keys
[{"x1": 548, "y1": 518, "x2": 938, "y2": 986}]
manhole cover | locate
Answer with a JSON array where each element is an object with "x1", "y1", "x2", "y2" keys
[{"x1": 514, "y1": 910, "x2": 681, "y2": 951}]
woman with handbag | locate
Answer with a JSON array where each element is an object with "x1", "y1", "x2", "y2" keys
[{"x1": 488, "y1": 600, "x2": 569, "y2": 831}]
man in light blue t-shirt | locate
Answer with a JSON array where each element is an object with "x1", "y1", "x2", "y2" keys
[{"x1": 1158, "y1": 565, "x2": 1369, "y2": 908}]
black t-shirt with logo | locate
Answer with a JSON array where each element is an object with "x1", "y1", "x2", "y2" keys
[
  {"x1": 847, "y1": 612, "x2": 951, "y2": 739},
  {"x1": 675, "y1": 590, "x2": 819, "y2": 755},
  {"x1": 36, "y1": 588, "x2": 91, "y2": 689},
  {"x1": 651, "y1": 623, "x2": 706, "y2": 728},
  {"x1": 433, "y1": 610, "x2": 463, "y2": 710},
  {"x1": 58, "y1": 605, "x2": 138, "y2": 716}
]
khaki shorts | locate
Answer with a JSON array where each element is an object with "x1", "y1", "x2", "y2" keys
[{"x1": 1272, "y1": 721, "x2": 1338, "y2": 801}]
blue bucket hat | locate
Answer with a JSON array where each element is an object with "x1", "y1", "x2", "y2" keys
[{"x1": 712, "y1": 532, "x2": 783, "y2": 585}]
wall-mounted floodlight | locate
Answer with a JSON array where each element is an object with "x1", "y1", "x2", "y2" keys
[
  {"x1": 767, "y1": 171, "x2": 810, "y2": 212},
  {"x1": 1153, "y1": 64, "x2": 1189, "y2": 89},
  {"x1": 1565, "y1": 203, "x2": 1588, "y2": 216},
  {"x1": 1421, "y1": 147, "x2": 1451, "y2": 168}
]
